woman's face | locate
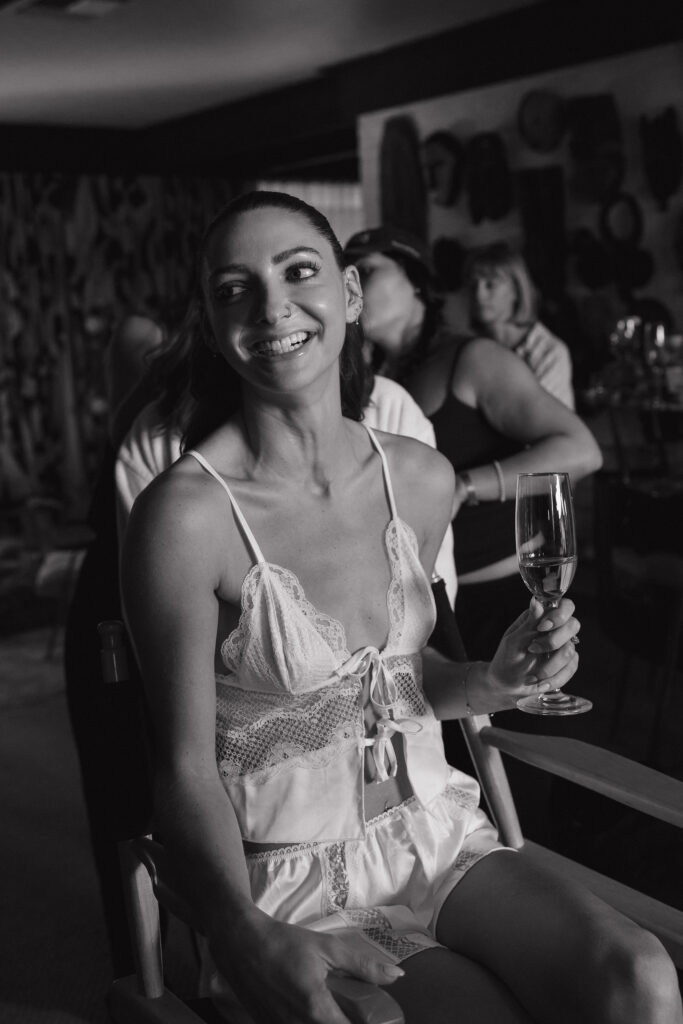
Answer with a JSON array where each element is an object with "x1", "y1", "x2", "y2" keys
[
  {"x1": 201, "y1": 206, "x2": 362, "y2": 397},
  {"x1": 353, "y1": 252, "x2": 422, "y2": 354},
  {"x1": 470, "y1": 267, "x2": 517, "y2": 328}
]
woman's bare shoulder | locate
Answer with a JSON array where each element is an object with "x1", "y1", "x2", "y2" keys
[
  {"x1": 374, "y1": 429, "x2": 454, "y2": 496},
  {"x1": 126, "y1": 454, "x2": 226, "y2": 551}
]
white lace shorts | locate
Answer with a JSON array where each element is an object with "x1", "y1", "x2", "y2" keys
[{"x1": 201, "y1": 769, "x2": 509, "y2": 1019}]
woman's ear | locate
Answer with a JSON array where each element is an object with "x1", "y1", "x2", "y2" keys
[{"x1": 343, "y1": 265, "x2": 364, "y2": 323}]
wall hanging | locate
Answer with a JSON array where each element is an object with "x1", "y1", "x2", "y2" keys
[
  {"x1": 379, "y1": 115, "x2": 428, "y2": 239},
  {"x1": 640, "y1": 106, "x2": 683, "y2": 211}
]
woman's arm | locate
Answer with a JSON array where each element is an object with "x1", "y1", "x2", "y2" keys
[
  {"x1": 121, "y1": 469, "x2": 254, "y2": 933},
  {"x1": 423, "y1": 597, "x2": 581, "y2": 719},
  {"x1": 452, "y1": 339, "x2": 601, "y2": 510}
]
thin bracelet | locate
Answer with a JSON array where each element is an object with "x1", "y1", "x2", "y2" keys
[
  {"x1": 461, "y1": 662, "x2": 475, "y2": 716},
  {"x1": 492, "y1": 459, "x2": 506, "y2": 502}
]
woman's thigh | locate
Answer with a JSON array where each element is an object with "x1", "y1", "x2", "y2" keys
[
  {"x1": 385, "y1": 946, "x2": 533, "y2": 1024},
  {"x1": 435, "y1": 849, "x2": 679, "y2": 1024}
]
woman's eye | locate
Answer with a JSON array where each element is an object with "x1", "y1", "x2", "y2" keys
[
  {"x1": 287, "y1": 261, "x2": 319, "y2": 282},
  {"x1": 214, "y1": 281, "x2": 246, "y2": 302}
]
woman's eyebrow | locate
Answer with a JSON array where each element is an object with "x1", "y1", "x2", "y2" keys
[
  {"x1": 208, "y1": 246, "x2": 322, "y2": 281},
  {"x1": 273, "y1": 246, "x2": 322, "y2": 264},
  {"x1": 208, "y1": 262, "x2": 249, "y2": 280}
]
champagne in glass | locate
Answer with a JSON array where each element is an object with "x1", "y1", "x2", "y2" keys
[{"x1": 515, "y1": 472, "x2": 591, "y2": 716}]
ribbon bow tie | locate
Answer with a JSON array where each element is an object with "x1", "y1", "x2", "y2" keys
[{"x1": 342, "y1": 646, "x2": 421, "y2": 782}]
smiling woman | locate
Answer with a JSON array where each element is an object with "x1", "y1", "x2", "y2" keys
[{"x1": 119, "y1": 191, "x2": 681, "y2": 1024}]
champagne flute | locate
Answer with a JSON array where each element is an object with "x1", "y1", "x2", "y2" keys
[{"x1": 515, "y1": 472, "x2": 591, "y2": 716}]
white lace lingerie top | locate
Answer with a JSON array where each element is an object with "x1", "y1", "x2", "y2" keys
[{"x1": 186, "y1": 426, "x2": 451, "y2": 844}]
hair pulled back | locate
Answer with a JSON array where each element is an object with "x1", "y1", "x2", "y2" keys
[{"x1": 148, "y1": 191, "x2": 370, "y2": 451}]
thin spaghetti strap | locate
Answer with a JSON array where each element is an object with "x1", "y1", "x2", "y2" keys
[
  {"x1": 364, "y1": 425, "x2": 399, "y2": 521},
  {"x1": 185, "y1": 450, "x2": 267, "y2": 565}
]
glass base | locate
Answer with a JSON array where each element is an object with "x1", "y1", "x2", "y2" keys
[{"x1": 516, "y1": 690, "x2": 593, "y2": 716}]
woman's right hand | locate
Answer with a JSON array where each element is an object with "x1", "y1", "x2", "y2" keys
[
  {"x1": 208, "y1": 909, "x2": 404, "y2": 1024},
  {"x1": 476, "y1": 596, "x2": 581, "y2": 711}
]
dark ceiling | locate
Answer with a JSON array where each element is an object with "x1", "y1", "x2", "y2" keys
[{"x1": 1, "y1": 0, "x2": 681, "y2": 180}]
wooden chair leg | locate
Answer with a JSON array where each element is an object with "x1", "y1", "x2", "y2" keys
[{"x1": 118, "y1": 839, "x2": 164, "y2": 999}]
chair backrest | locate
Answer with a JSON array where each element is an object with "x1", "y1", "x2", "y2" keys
[{"x1": 97, "y1": 620, "x2": 154, "y2": 841}]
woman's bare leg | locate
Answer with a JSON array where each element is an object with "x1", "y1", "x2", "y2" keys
[
  {"x1": 436, "y1": 850, "x2": 682, "y2": 1024},
  {"x1": 385, "y1": 946, "x2": 533, "y2": 1024}
]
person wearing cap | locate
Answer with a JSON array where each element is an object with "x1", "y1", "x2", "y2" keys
[
  {"x1": 343, "y1": 226, "x2": 445, "y2": 385},
  {"x1": 464, "y1": 241, "x2": 575, "y2": 409},
  {"x1": 343, "y1": 225, "x2": 602, "y2": 664}
]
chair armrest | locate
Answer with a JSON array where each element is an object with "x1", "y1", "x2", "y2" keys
[
  {"x1": 479, "y1": 726, "x2": 683, "y2": 828},
  {"x1": 132, "y1": 837, "x2": 205, "y2": 934},
  {"x1": 327, "y1": 976, "x2": 404, "y2": 1024}
]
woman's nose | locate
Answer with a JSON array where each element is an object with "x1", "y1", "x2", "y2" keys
[
  {"x1": 475, "y1": 280, "x2": 488, "y2": 304},
  {"x1": 256, "y1": 282, "x2": 291, "y2": 324}
]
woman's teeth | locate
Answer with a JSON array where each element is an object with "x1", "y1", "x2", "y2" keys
[{"x1": 254, "y1": 331, "x2": 310, "y2": 356}]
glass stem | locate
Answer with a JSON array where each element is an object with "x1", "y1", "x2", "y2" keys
[{"x1": 540, "y1": 598, "x2": 569, "y2": 703}]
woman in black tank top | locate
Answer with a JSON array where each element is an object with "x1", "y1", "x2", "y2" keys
[{"x1": 344, "y1": 227, "x2": 602, "y2": 662}]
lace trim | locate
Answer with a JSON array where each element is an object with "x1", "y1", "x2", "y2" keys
[
  {"x1": 325, "y1": 843, "x2": 350, "y2": 914},
  {"x1": 215, "y1": 657, "x2": 425, "y2": 781},
  {"x1": 442, "y1": 785, "x2": 479, "y2": 815},
  {"x1": 342, "y1": 908, "x2": 426, "y2": 960},
  {"x1": 219, "y1": 517, "x2": 422, "y2": 675},
  {"x1": 384, "y1": 520, "x2": 407, "y2": 649},
  {"x1": 221, "y1": 563, "x2": 350, "y2": 677},
  {"x1": 244, "y1": 838, "x2": 324, "y2": 864},
  {"x1": 454, "y1": 848, "x2": 486, "y2": 873}
]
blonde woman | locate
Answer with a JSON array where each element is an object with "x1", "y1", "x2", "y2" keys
[{"x1": 465, "y1": 241, "x2": 575, "y2": 409}]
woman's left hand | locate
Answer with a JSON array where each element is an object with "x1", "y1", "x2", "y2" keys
[
  {"x1": 517, "y1": 323, "x2": 560, "y2": 378},
  {"x1": 478, "y1": 596, "x2": 580, "y2": 711}
]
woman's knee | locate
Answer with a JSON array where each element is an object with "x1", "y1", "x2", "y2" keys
[{"x1": 590, "y1": 925, "x2": 682, "y2": 1023}]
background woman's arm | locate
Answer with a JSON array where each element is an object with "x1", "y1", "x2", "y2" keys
[{"x1": 452, "y1": 339, "x2": 601, "y2": 510}]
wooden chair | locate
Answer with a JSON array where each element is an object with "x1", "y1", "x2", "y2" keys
[{"x1": 99, "y1": 613, "x2": 683, "y2": 1024}]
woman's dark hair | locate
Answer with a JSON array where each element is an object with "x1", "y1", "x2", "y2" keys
[
  {"x1": 387, "y1": 252, "x2": 445, "y2": 385},
  {"x1": 145, "y1": 190, "x2": 370, "y2": 450}
]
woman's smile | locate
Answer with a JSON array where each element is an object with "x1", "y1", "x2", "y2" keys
[{"x1": 249, "y1": 329, "x2": 316, "y2": 358}]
